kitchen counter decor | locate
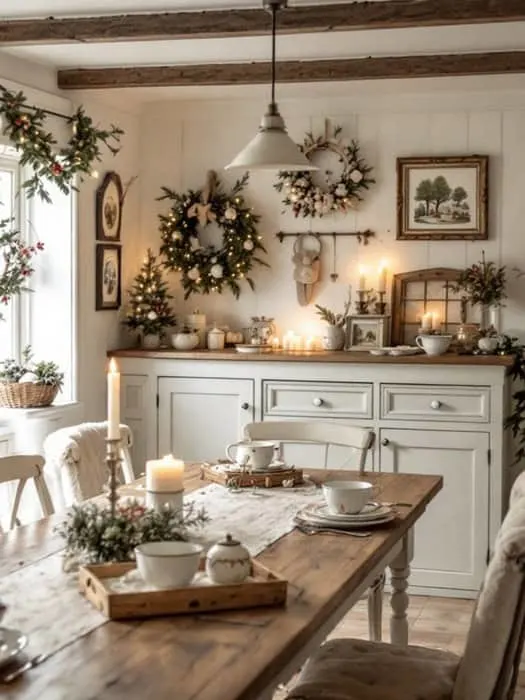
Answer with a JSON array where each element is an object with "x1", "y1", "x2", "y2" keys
[{"x1": 159, "y1": 170, "x2": 268, "y2": 299}]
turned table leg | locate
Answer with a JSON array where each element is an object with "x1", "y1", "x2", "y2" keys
[
  {"x1": 367, "y1": 574, "x2": 385, "y2": 641},
  {"x1": 389, "y1": 530, "x2": 414, "y2": 646}
]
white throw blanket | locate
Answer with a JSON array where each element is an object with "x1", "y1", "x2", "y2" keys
[{"x1": 43, "y1": 422, "x2": 134, "y2": 510}]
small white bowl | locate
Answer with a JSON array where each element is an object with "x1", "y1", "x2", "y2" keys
[
  {"x1": 322, "y1": 480, "x2": 375, "y2": 515},
  {"x1": 135, "y1": 541, "x2": 203, "y2": 589}
]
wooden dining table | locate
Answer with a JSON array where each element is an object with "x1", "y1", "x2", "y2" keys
[{"x1": 0, "y1": 465, "x2": 442, "y2": 700}]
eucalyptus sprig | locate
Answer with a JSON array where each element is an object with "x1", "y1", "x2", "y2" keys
[
  {"x1": 315, "y1": 289, "x2": 352, "y2": 328},
  {"x1": 453, "y1": 251, "x2": 507, "y2": 307}
]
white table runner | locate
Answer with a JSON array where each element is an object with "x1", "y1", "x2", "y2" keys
[{"x1": 1, "y1": 483, "x2": 323, "y2": 658}]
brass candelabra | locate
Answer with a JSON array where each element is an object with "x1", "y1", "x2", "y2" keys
[{"x1": 105, "y1": 438, "x2": 122, "y2": 519}]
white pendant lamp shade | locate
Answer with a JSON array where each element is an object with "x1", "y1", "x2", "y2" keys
[{"x1": 225, "y1": 106, "x2": 316, "y2": 171}]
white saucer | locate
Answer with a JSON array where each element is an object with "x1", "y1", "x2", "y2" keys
[
  {"x1": 0, "y1": 628, "x2": 28, "y2": 668},
  {"x1": 308, "y1": 503, "x2": 393, "y2": 522},
  {"x1": 389, "y1": 346, "x2": 420, "y2": 356},
  {"x1": 213, "y1": 460, "x2": 289, "y2": 474},
  {"x1": 235, "y1": 344, "x2": 272, "y2": 354},
  {"x1": 295, "y1": 507, "x2": 396, "y2": 530}
]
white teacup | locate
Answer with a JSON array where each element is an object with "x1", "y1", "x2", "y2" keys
[
  {"x1": 225, "y1": 440, "x2": 276, "y2": 470},
  {"x1": 322, "y1": 480, "x2": 377, "y2": 515},
  {"x1": 135, "y1": 541, "x2": 203, "y2": 589},
  {"x1": 415, "y1": 334, "x2": 452, "y2": 356}
]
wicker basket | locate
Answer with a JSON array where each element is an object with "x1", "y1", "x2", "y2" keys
[{"x1": 0, "y1": 382, "x2": 59, "y2": 409}]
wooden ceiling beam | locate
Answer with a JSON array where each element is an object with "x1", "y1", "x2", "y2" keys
[
  {"x1": 3, "y1": 0, "x2": 525, "y2": 45},
  {"x1": 57, "y1": 51, "x2": 525, "y2": 90}
]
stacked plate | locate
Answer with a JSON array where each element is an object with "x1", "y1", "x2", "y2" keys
[
  {"x1": 213, "y1": 460, "x2": 289, "y2": 474},
  {"x1": 0, "y1": 627, "x2": 28, "y2": 668},
  {"x1": 295, "y1": 502, "x2": 396, "y2": 530}
]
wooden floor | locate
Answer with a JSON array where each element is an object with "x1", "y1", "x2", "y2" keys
[{"x1": 275, "y1": 595, "x2": 525, "y2": 698}]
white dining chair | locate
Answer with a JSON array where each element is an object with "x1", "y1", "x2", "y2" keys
[
  {"x1": 0, "y1": 454, "x2": 54, "y2": 531},
  {"x1": 243, "y1": 421, "x2": 382, "y2": 642},
  {"x1": 284, "y1": 477, "x2": 525, "y2": 700},
  {"x1": 43, "y1": 421, "x2": 135, "y2": 509}
]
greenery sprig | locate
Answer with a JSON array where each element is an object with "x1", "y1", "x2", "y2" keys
[
  {"x1": 453, "y1": 251, "x2": 507, "y2": 307},
  {"x1": 315, "y1": 289, "x2": 352, "y2": 328},
  {"x1": 0, "y1": 345, "x2": 64, "y2": 389},
  {"x1": 0, "y1": 218, "x2": 44, "y2": 318},
  {"x1": 0, "y1": 87, "x2": 124, "y2": 202}
]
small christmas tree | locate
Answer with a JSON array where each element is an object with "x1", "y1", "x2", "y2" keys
[{"x1": 124, "y1": 249, "x2": 176, "y2": 337}]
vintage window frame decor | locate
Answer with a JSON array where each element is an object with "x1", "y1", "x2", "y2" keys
[
  {"x1": 95, "y1": 244, "x2": 122, "y2": 311},
  {"x1": 96, "y1": 171, "x2": 123, "y2": 242},
  {"x1": 396, "y1": 155, "x2": 488, "y2": 241}
]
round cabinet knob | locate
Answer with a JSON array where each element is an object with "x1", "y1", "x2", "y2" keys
[
  {"x1": 430, "y1": 400, "x2": 442, "y2": 410},
  {"x1": 381, "y1": 438, "x2": 390, "y2": 447},
  {"x1": 241, "y1": 402, "x2": 249, "y2": 410},
  {"x1": 312, "y1": 397, "x2": 324, "y2": 407}
]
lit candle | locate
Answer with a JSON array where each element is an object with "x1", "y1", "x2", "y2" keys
[
  {"x1": 358, "y1": 265, "x2": 367, "y2": 291},
  {"x1": 283, "y1": 330, "x2": 294, "y2": 351},
  {"x1": 421, "y1": 312, "x2": 432, "y2": 331},
  {"x1": 107, "y1": 358, "x2": 120, "y2": 440},
  {"x1": 305, "y1": 336, "x2": 315, "y2": 351},
  {"x1": 432, "y1": 312, "x2": 440, "y2": 331},
  {"x1": 377, "y1": 261, "x2": 388, "y2": 293},
  {"x1": 295, "y1": 335, "x2": 305, "y2": 351},
  {"x1": 271, "y1": 337, "x2": 280, "y2": 350},
  {"x1": 146, "y1": 455, "x2": 185, "y2": 492}
]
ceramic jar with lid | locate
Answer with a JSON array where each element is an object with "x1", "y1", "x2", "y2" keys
[
  {"x1": 207, "y1": 323, "x2": 225, "y2": 351},
  {"x1": 171, "y1": 329, "x2": 199, "y2": 351},
  {"x1": 205, "y1": 533, "x2": 251, "y2": 584}
]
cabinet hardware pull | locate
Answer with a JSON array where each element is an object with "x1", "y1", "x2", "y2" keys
[
  {"x1": 381, "y1": 438, "x2": 390, "y2": 446},
  {"x1": 241, "y1": 402, "x2": 249, "y2": 410},
  {"x1": 430, "y1": 400, "x2": 442, "y2": 410},
  {"x1": 312, "y1": 397, "x2": 324, "y2": 407}
]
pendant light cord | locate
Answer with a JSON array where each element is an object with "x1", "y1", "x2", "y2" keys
[{"x1": 271, "y1": 2, "x2": 277, "y2": 109}]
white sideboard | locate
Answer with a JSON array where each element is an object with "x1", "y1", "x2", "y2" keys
[{"x1": 112, "y1": 349, "x2": 514, "y2": 598}]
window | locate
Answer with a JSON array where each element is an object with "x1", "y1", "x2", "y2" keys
[{"x1": 0, "y1": 146, "x2": 76, "y2": 401}]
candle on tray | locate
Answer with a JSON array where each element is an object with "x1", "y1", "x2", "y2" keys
[
  {"x1": 377, "y1": 261, "x2": 388, "y2": 293},
  {"x1": 271, "y1": 337, "x2": 280, "y2": 350},
  {"x1": 305, "y1": 336, "x2": 315, "y2": 351},
  {"x1": 421, "y1": 312, "x2": 432, "y2": 331},
  {"x1": 358, "y1": 265, "x2": 367, "y2": 292},
  {"x1": 146, "y1": 455, "x2": 185, "y2": 492},
  {"x1": 283, "y1": 330, "x2": 294, "y2": 351},
  {"x1": 107, "y1": 358, "x2": 120, "y2": 440}
]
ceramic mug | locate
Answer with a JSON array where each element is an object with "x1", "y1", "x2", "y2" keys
[
  {"x1": 415, "y1": 334, "x2": 452, "y2": 356},
  {"x1": 225, "y1": 440, "x2": 276, "y2": 470},
  {"x1": 322, "y1": 480, "x2": 379, "y2": 515}
]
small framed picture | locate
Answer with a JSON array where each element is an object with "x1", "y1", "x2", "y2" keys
[
  {"x1": 345, "y1": 315, "x2": 390, "y2": 351},
  {"x1": 96, "y1": 171, "x2": 123, "y2": 241},
  {"x1": 96, "y1": 244, "x2": 121, "y2": 311},
  {"x1": 397, "y1": 155, "x2": 488, "y2": 240}
]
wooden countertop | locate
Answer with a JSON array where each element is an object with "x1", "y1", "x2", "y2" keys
[{"x1": 108, "y1": 347, "x2": 514, "y2": 367}]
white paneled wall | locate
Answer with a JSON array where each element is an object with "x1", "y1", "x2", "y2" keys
[{"x1": 137, "y1": 81, "x2": 525, "y2": 341}]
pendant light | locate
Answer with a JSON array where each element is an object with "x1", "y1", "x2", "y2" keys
[{"x1": 225, "y1": 0, "x2": 317, "y2": 172}]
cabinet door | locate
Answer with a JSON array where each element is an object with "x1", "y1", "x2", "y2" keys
[
  {"x1": 121, "y1": 374, "x2": 149, "y2": 477},
  {"x1": 158, "y1": 377, "x2": 254, "y2": 462},
  {"x1": 380, "y1": 428, "x2": 489, "y2": 593}
]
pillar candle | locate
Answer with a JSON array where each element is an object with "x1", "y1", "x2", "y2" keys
[
  {"x1": 421, "y1": 312, "x2": 432, "y2": 331},
  {"x1": 146, "y1": 455, "x2": 185, "y2": 492},
  {"x1": 358, "y1": 266, "x2": 367, "y2": 291},
  {"x1": 305, "y1": 336, "x2": 315, "y2": 351},
  {"x1": 271, "y1": 337, "x2": 280, "y2": 350},
  {"x1": 283, "y1": 330, "x2": 294, "y2": 351},
  {"x1": 377, "y1": 261, "x2": 388, "y2": 293},
  {"x1": 107, "y1": 358, "x2": 120, "y2": 440},
  {"x1": 432, "y1": 312, "x2": 440, "y2": 331}
]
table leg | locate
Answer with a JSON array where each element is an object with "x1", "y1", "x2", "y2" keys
[
  {"x1": 367, "y1": 574, "x2": 384, "y2": 641},
  {"x1": 389, "y1": 530, "x2": 414, "y2": 646}
]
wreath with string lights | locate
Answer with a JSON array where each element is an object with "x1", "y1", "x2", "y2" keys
[
  {"x1": 159, "y1": 171, "x2": 267, "y2": 299},
  {"x1": 274, "y1": 124, "x2": 375, "y2": 218},
  {"x1": 0, "y1": 86, "x2": 123, "y2": 202}
]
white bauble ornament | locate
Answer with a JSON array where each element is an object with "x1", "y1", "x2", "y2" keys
[
  {"x1": 147, "y1": 311, "x2": 158, "y2": 321},
  {"x1": 243, "y1": 240, "x2": 254, "y2": 251},
  {"x1": 18, "y1": 372, "x2": 38, "y2": 384},
  {"x1": 335, "y1": 184, "x2": 347, "y2": 196},
  {"x1": 171, "y1": 231, "x2": 181, "y2": 241},
  {"x1": 211, "y1": 256, "x2": 218, "y2": 264},
  {"x1": 187, "y1": 267, "x2": 200, "y2": 281},
  {"x1": 210, "y1": 264, "x2": 224, "y2": 279},
  {"x1": 350, "y1": 169, "x2": 363, "y2": 183},
  {"x1": 224, "y1": 207, "x2": 237, "y2": 221}
]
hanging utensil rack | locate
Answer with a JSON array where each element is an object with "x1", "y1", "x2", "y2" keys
[{"x1": 276, "y1": 230, "x2": 375, "y2": 245}]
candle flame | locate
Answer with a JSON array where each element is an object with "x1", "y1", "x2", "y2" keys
[
  {"x1": 108, "y1": 358, "x2": 119, "y2": 374},
  {"x1": 378, "y1": 259, "x2": 388, "y2": 271}
]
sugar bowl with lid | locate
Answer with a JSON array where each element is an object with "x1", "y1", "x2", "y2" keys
[{"x1": 205, "y1": 533, "x2": 251, "y2": 584}]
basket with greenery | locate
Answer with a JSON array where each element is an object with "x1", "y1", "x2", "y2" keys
[{"x1": 0, "y1": 345, "x2": 64, "y2": 408}]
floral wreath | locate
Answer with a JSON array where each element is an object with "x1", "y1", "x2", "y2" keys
[
  {"x1": 274, "y1": 124, "x2": 375, "y2": 218},
  {"x1": 159, "y1": 171, "x2": 267, "y2": 299}
]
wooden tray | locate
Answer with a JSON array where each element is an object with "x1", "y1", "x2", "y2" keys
[
  {"x1": 79, "y1": 560, "x2": 287, "y2": 620},
  {"x1": 200, "y1": 462, "x2": 304, "y2": 488}
]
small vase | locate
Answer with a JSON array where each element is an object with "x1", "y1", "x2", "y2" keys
[
  {"x1": 479, "y1": 305, "x2": 499, "y2": 333},
  {"x1": 322, "y1": 325, "x2": 345, "y2": 351},
  {"x1": 142, "y1": 333, "x2": 161, "y2": 350}
]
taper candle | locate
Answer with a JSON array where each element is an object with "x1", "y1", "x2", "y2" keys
[
  {"x1": 107, "y1": 358, "x2": 120, "y2": 440},
  {"x1": 377, "y1": 261, "x2": 388, "y2": 293},
  {"x1": 358, "y1": 265, "x2": 367, "y2": 291}
]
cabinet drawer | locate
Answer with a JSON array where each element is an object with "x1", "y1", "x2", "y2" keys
[
  {"x1": 380, "y1": 384, "x2": 490, "y2": 423},
  {"x1": 263, "y1": 381, "x2": 372, "y2": 419}
]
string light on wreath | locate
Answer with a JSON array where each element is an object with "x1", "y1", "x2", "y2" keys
[
  {"x1": 159, "y1": 171, "x2": 268, "y2": 299},
  {"x1": 274, "y1": 123, "x2": 375, "y2": 218},
  {"x1": 0, "y1": 86, "x2": 124, "y2": 203}
]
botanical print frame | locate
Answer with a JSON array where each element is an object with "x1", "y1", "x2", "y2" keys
[
  {"x1": 396, "y1": 155, "x2": 488, "y2": 241},
  {"x1": 96, "y1": 244, "x2": 121, "y2": 311},
  {"x1": 345, "y1": 315, "x2": 389, "y2": 351},
  {"x1": 96, "y1": 171, "x2": 123, "y2": 241}
]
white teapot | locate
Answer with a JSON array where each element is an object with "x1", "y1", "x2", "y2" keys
[{"x1": 205, "y1": 534, "x2": 251, "y2": 584}]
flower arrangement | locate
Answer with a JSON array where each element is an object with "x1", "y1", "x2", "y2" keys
[
  {"x1": 0, "y1": 345, "x2": 64, "y2": 389},
  {"x1": 0, "y1": 218, "x2": 44, "y2": 318},
  {"x1": 57, "y1": 500, "x2": 208, "y2": 565},
  {"x1": 453, "y1": 252, "x2": 507, "y2": 307}
]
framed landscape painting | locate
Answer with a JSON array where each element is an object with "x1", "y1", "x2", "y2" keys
[{"x1": 396, "y1": 155, "x2": 488, "y2": 240}]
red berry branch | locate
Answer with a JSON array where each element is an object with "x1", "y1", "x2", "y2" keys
[{"x1": 0, "y1": 218, "x2": 44, "y2": 318}]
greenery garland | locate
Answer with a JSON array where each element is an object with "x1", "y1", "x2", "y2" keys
[
  {"x1": 0, "y1": 218, "x2": 44, "y2": 318},
  {"x1": 0, "y1": 86, "x2": 124, "y2": 202},
  {"x1": 159, "y1": 171, "x2": 268, "y2": 299},
  {"x1": 274, "y1": 125, "x2": 375, "y2": 218}
]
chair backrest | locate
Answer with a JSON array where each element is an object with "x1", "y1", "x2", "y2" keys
[
  {"x1": 452, "y1": 491, "x2": 525, "y2": 700},
  {"x1": 0, "y1": 455, "x2": 54, "y2": 530},
  {"x1": 43, "y1": 422, "x2": 135, "y2": 506},
  {"x1": 243, "y1": 421, "x2": 375, "y2": 472},
  {"x1": 509, "y1": 470, "x2": 525, "y2": 507}
]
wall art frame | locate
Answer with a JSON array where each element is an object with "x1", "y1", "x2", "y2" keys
[
  {"x1": 96, "y1": 171, "x2": 123, "y2": 242},
  {"x1": 96, "y1": 244, "x2": 121, "y2": 311},
  {"x1": 396, "y1": 155, "x2": 488, "y2": 241},
  {"x1": 345, "y1": 315, "x2": 390, "y2": 351}
]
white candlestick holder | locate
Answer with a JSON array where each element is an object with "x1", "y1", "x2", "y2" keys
[{"x1": 146, "y1": 490, "x2": 184, "y2": 513}]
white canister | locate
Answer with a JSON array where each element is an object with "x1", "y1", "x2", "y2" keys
[
  {"x1": 205, "y1": 534, "x2": 251, "y2": 584},
  {"x1": 207, "y1": 324, "x2": 225, "y2": 351},
  {"x1": 185, "y1": 311, "x2": 207, "y2": 349}
]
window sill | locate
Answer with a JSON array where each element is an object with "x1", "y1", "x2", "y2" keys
[{"x1": 0, "y1": 401, "x2": 83, "y2": 421}]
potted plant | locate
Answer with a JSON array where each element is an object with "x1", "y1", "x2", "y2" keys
[
  {"x1": 315, "y1": 292, "x2": 351, "y2": 351},
  {"x1": 0, "y1": 345, "x2": 64, "y2": 408},
  {"x1": 453, "y1": 252, "x2": 506, "y2": 331}
]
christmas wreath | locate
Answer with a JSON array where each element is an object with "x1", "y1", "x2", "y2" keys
[
  {"x1": 274, "y1": 124, "x2": 374, "y2": 218},
  {"x1": 159, "y1": 171, "x2": 267, "y2": 299}
]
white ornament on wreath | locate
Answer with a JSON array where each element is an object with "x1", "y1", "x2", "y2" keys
[
  {"x1": 274, "y1": 121, "x2": 375, "y2": 218},
  {"x1": 210, "y1": 264, "x2": 224, "y2": 279},
  {"x1": 188, "y1": 267, "x2": 200, "y2": 281}
]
